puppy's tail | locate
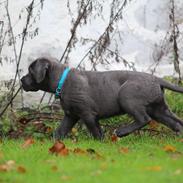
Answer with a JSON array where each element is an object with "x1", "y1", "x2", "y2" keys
[{"x1": 158, "y1": 78, "x2": 183, "y2": 93}]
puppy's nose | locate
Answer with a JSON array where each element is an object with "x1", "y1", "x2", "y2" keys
[{"x1": 20, "y1": 76, "x2": 25, "y2": 84}]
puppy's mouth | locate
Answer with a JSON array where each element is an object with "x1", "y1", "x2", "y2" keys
[
  {"x1": 21, "y1": 82, "x2": 38, "y2": 92},
  {"x1": 21, "y1": 76, "x2": 39, "y2": 92}
]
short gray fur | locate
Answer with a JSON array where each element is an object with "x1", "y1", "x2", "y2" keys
[{"x1": 21, "y1": 58, "x2": 183, "y2": 139}]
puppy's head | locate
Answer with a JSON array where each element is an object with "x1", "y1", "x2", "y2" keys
[{"x1": 21, "y1": 58, "x2": 50, "y2": 92}]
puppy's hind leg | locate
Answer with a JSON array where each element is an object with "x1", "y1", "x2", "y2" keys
[
  {"x1": 115, "y1": 109, "x2": 151, "y2": 137},
  {"x1": 115, "y1": 82, "x2": 152, "y2": 137},
  {"x1": 151, "y1": 103, "x2": 183, "y2": 134},
  {"x1": 165, "y1": 108, "x2": 183, "y2": 127}
]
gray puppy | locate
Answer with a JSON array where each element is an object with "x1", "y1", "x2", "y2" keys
[{"x1": 21, "y1": 57, "x2": 183, "y2": 139}]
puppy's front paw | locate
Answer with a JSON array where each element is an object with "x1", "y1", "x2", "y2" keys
[
  {"x1": 114, "y1": 128, "x2": 130, "y2": 137},
  {"x1": 53, "y1": 129, "x2": 64, "y2": 140}
]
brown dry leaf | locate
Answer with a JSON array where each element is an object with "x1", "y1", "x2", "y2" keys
[
  {"x1": 51, "y1": 165, "x2": 58, "y2": 172},
  {"x1": 58, "y1": 148, "x2": 69, "y2": 156},
  {"x1": 95, "y1": 153, "x2": 104, "y2": 160},
  {"x1": 119, "y1": 147, "x2": 129, "y2": 154},
  {"x1": 17, "y1": 166, "x2": 26, "y2": 174},
  {"x1": 145, "y1": 166, "x2": 162, "y2": 171},
  {"x1": 163, "y1": 145, "x2": 177, "y2": 153},
  {"x1": 0, "y1": 164, "x2": 9, "y2": 172},
  {"x1": 149, "y1": 120, "x2": 159, "y2": 129},
  {"x1": 0, "y1": 160, "x2": 15, "y2": 172},
  {"x1": 49, "y1": 141, "x2": 65, "y2": 154},
  {"x1": 21, "y1": 138, "x2": 35, "y2": 148},
  {"x1": 49, "y1": 141, "x2": 69, "y2": 156},
  {"x1": 111, "y1": 134, "x2": 118, "y2": 142},
  {"x1": 178, "y1": 139, "x2": 183, "y2": 143},
  {"x1": 46, "y1": 127, "x2": 53, "y2": 133},
  {"x1": 73, "y1": 148, "x2": 86, "y2": 155}
]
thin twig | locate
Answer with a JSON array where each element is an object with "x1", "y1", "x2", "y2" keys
[
  {"x1": 77, "y1": 0, "x2": 127, "y2": 68},
  {"x1": 5, "y1": 0, "x2": 24, "y2": 108},
  {"x1": 0, "y1": 87, "x2": 21, "y2": 117},
  {"x1": 10, "y1": 0, "x2": 34, "y2": 95}
]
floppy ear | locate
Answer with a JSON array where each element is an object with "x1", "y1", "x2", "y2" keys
[{"x1": 32, "y1": 59, "x2": 49, "y2": 83}]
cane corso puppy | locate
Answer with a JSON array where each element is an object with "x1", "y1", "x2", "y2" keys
[{"x1": 21, "y1": 57, "x2": 183, "y2": 139}]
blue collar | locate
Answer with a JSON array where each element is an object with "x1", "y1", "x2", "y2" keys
[{"x1": 55, "y1": 67, "x2": 71, "y2": 98}]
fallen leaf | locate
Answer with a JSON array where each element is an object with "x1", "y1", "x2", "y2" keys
[
  {"x1": 119, "y1": 147, "x2": 129, "y2": 154},
  {"x1": 111, "y1": 134, "x2": 118, "y2": 142},
  {"x1": 163, "y1": 145, "x2": 176, "y2": 153},
  {"x1": 73, "y1": 148, "x2": 86, "y2": 155},
  {"x1": 17, "y1": 166, "x2": 26, "y2": 174},
  {"x1": 0, "y1": 164, "x2": 9, "y2": 172},
  {"x1": 49, "y1": 141, "x2": 65, "y2": 154},
  {"x1": 149, "y1": 120, "x2": 159, "y2": 129},
  {"x1": 0, "y1": 160, "x2": 15, "y2": 172},
  {"x1": 58, "y1": 148, "x2": 69, "y2": 156},
  {"x1": 51, "y1": 165, "x2": 58, "y2": 172},
  {"x1": 21, "y1": 138, "x2": 34, "y2": 148},
  {"x1": 145, "y1": 166, "x2": 162, "y2": 171},
  {"x1": 7, "y1": 160, "x2": 15, "y2": 165},
  {"x1": 49, "y1": 141, "x2": 69, "y2": 156},
  {"x1": 46, "y1": 127, "x2": 53, "y2": 133},
  {"x1": 178, "y1": 139, "x2": 183, "y2": 143}
]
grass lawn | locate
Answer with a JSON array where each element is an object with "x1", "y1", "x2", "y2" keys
[{"x1": 0, "y1": 135, "x2": 183, "y2": 183}]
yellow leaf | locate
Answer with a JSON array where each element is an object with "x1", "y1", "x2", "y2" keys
[
  {"x1": 17, "y1": 166, "x2": 26, "y2": 174},
  {"x1": 0, "y1": 160, "x2": 15, "y2": 172},
  {"x1": 51, "y1": 165, "x2": 58, "y2": 172},
  {"x1": 119, "y1": 147, "x2": 129, "y2": 154},
  {"x1": 163, "y1": 145, "x2": 176, "y2": 152},
  {"x1": 145, "y1": 166, "x2": 162, "y2": 171},
  {"x1": 21, "y1": 138, "x2": 35, "y2": 148}
]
